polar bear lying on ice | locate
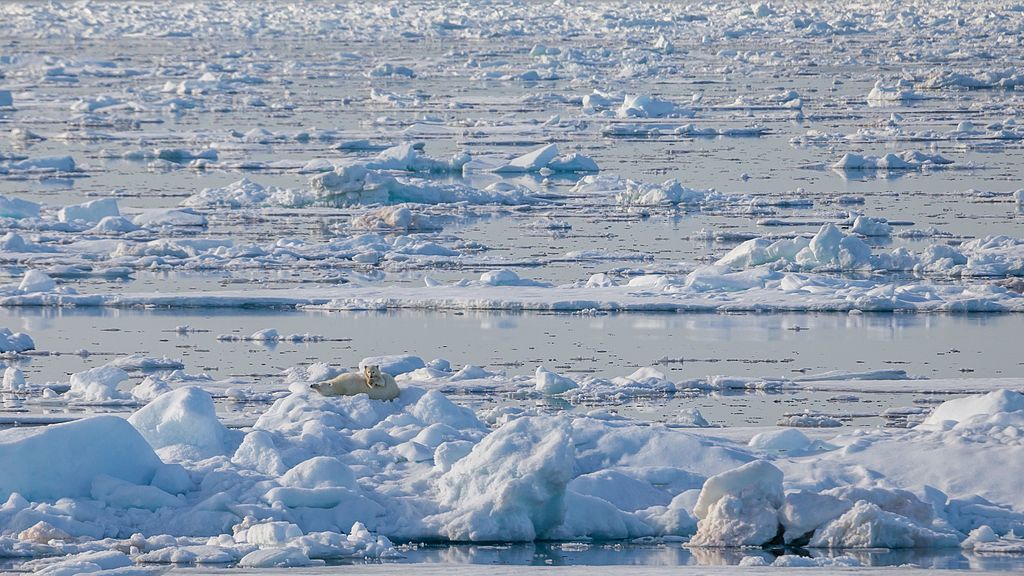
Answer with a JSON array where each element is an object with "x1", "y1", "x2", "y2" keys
[{"x1": 310, "y1": 364, "x2": 400, "y2": 401}]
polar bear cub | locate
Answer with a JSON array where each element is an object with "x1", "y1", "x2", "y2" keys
[{"x1": 310, "y1": 364, "x2": 400, "y2": 401}]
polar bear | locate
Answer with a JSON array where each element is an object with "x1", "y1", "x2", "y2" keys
[{"x1": 310, "y1": 365, "x2": 400, "y2": 401}]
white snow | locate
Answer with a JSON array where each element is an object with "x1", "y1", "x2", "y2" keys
[
  {"x1": 58, "y1": 199, "x2": 120, "y2": 224},
  {"x1": 127, "y1": 387, "x2": 231, "y2": 460},
  {"x1": 535, "y1": 366, "x2": 578, "y2": 395},
  {"x1": 0, "y1": 327, "x2": 34, "y2": 352},
  {"x1": 0, "y1": 416, "x2": 163, "y2": 502}
]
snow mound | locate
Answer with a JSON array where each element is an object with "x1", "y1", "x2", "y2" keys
[
  {"x1": 66, "y1": 365, "x2": 131, "y2": 403},
  {"x1": 0, "y1": 416, "x2": 162, "y2": 502},
  {"x1": 127, "y1": 386, "x2": 230, "y2": 460},
  {"x1": 430, "y1": 416, "x2": 575, "y2": 541},
  {"x1": 809, "y1": 500, "x2": 960, "y2": 548},
  {"x1": 921, "y1": 390, "x2": 1024, "y2": 430},
  {"x1": 58, "y1": 198, "x2": 119, "y2": 224}
]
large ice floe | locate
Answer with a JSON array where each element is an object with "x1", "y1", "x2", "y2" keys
[{"x1": 3, "y1": 371, "x2": 1024, "y2": 566}]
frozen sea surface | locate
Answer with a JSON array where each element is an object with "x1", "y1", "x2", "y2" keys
[{"x1": 3, "y1": 0, "x2": 1024, "y2": 573}]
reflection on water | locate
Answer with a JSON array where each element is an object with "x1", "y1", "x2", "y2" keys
[
  {"x1": 4, "y1": 541, "x2": 1024, "y2": 572},
  {"x1": 2, "y1": 307, "x2": 1021, "y2": 427},
  {"x1": 2, "y1": 307, "x2": 1018, "y2": 379},
  {"x1": 324, "y1": 542, "x2": 1024, "y2": 571}
]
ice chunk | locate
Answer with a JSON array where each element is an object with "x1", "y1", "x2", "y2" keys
[
  {"x1": 18, "y1": 521, "x2": 71, "y2": 544},
  {"x1": 824, "y1": 486, "x2": 934, "y2": 524},
  {"x1": 91, "y1": 473, "x2": 182, "y2": 510},
  {"x1": 182, "y1": 178, "x2": 311, "y2": 209},
  {"x1": 58, "y1": 198, "x2": 119, "y2": 224},
  {"x1": 616, "y1": 179, "x2": 712, "y2": 206},
  {"x1": 535, "y1": 366, "x2": 578, "y2": 394},
  {"x1": 350, "y1": 206, "x2": 441, "y2": 231},
  {"x1": 21, "y1": 550, "x2": 132, "y2": 574},
  {"x1": 5, "y1": 156, "x2": 75, "y2": 172},
  {"x1": 155, "y1": 147, "x2": 218, "y2": 163},
  {"x1": 617, "y1": 94, "x2": 686, "y2": 118},
  {"x1": 238, "y1": 547, "x2": 311, "y2": 568},
  {"x1": 245, "y1": 521, "x2": 303, "y2": 546},
  {"x1": 66, "y1": 365, "x2": 131, "y2": 403},
  {"x1": 778, "y1": 491, "x2": 851, "y2": 544},
  {"x1": 232, "y1": 430, "x2": 288, "y2": 476},
  {"x1": 127, "y1": 386, "x2": 229, "y2": 460},
  {"x1": 492, "y1": 143, "x2": 560, "y2": 173},
  {"x1": 866, "y1": 79, "x2": 923, "y2": 105},
  {"x1": 18, "y1": 269, "x2": 55, "y2": 293},
  {"x1": 132, "y1": 208, "x2": 208, "y2": 227},
  {"x1": 568, "y1": 470, "x2": 670, "y2": 512},
  {"x1": 832, "y1": 151, "x2": 952, "y2": 171},
  {"x1": 0, "y1": 416, "x2": 162, "y2": 501},
  {"x1": 851, "y1": 215, "x2": 892, "y2": 237},
  {"x1": 922, "y1": 390, "x2": 1024, "y2": 430},
  {"x1": 0, "y1": 194, "x2": 40, "y2": 219},
  {"x1": 366, "y1": 143, "x2": 468, "y2": 172},
  {"x1": 689, "y1": 460, "x2": 784, "y2": 546},
  {"x1": 280, "y1": 456, "x2": 357, "y2": 490},
  {"x1": 668, "y1": 407, "x2": 712, "y2": 427},
  {"x1": 131, "y1": 376, "x2": 172, "y2": 403},
  {"x1": 88, "y1": 215, "x2": 141, "y2": 234},
  {"x1": 359, "y1": 354, "x2": 424, "y2": 376},
  {"x1": 748, "y1": 428, "x2": 812, "y2": 453},
  {"x1": 151, "y1": 463, "x2": 192, "y2": 494},
  {"x1": 0, "y1": 327, "x2": 34, "y2": 352},
  {"x1": 478, "y1": 269, "x2": 548, "y2": 286},
  {"x1": 2, "y1": 367, "x2": 26, "y2": 391},
  {"x1": 430, "y1": 416, "x2": 574, "y2": 541},
  {"x1": 809, "y1": 500, "x2": 959, "y2": 548},
  {"x1": 546, "y1": 153, "x2": 599, "y2": 172},
  {"x1": 367, "y1": 63, "x2": 415, "y2": 78}
]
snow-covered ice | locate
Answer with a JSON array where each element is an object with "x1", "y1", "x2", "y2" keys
[{"x1": 2, "y1": 0, "x2": 1024, "y2": 572}]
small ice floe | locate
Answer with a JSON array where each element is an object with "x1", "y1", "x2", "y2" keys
[
  {"x1": 777, "y1": 411, "x2": 843, "y2": 428},
  {"x1": 0, "y1": 327, "x2": 34, "y2": 353},
  {"x1": 866, "y1": 79, "x2": 924, "y2": 105},
  {"x1": 217, "y1": 329, "x2": 325, "y2": 343},
  {"x1": 832, "y1": 150, "x2": 953, "y2": 171},
  {"x1": 465, "y1": 143, "x2": 598, "y2": 174}
]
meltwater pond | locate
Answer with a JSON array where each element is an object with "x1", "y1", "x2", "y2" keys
[{"x1": 3, "y1": 308, "x2": 1022, "y2": 429}]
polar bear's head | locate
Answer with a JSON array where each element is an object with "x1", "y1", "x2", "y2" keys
[{"x1": 363, "y1": 364, "x2": 383, "y2": 387}]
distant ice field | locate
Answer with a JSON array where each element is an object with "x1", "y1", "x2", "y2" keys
[{"x1": 3, "y1": 0, "x2": 1024, "y2": 573}]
